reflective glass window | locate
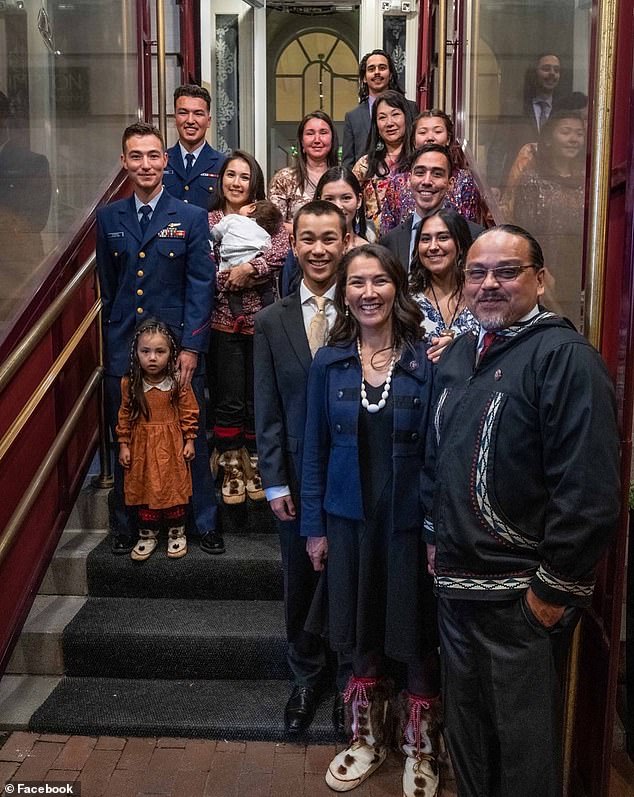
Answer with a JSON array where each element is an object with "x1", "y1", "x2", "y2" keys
[
  {"x1": 0, "y1": 0, "x2": 138, "y2": 339},
  {"x1": 462, "y1": 0, "x2": 591, "y2": 329}
]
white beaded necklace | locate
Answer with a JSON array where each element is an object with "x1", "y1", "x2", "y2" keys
[{"x1": 357, "y1": 339, "x2": 396, "y2": 414}]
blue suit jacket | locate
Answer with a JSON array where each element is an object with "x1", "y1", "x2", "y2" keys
[
  {"x1": 96, "y1": 191, "x2": 215, "y2": 377},
  {"x1": 163, "y1": 142, "x2": 226, "y2": 210},
  {"x1": 301, "y1": 340, "x2": 434, "y2": 537}
]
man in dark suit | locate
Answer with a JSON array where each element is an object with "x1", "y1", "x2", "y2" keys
[
  {"x1": 163, "y1": 85, "x2": 226, "y2": 210},
  {"x1": 380, "y1": 144, "x2": 483, "y2": 271},
  {"x1": 488, "y1": 53, "x2": 561, "y2": 188},
  {"x1": 254, "y1": 200, "x2": 349, "y2": 736},
  {"x1": 342, "y1": 49, "x2": 418, "y2": 169},
  {"x1": 97, "y1": 121, "x2": 224, "y2": 555}
]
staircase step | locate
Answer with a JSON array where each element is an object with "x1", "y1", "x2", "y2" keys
[
  {"x1": 63, "y1": 598, "x2": 290, "y2": 680},
  {"x1": 87, "y1": 533, "x2": 283, "y2": 600},
  {"x1": 65, "y1": 481, "x2": 278, "y2": 535},
  {"x1": 39, "y1": 530, "x2": 106, "y2": 596},
  {"x1": 29, "y1": 677, "x2": 337, "y2": 743},
  {"x1": 66, "y1": 484, "x2": 110, "y2": 531},
  {"x1": 6, "y1": 596, "x2": 86, "y2": 675},
  {"x1": 0, "y1": 675, "x2": 61, "y2": 731}
]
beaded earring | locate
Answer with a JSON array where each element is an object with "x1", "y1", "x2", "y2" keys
[{"x1": 345, "y1": 305, "x2": 350, "y2": 317}]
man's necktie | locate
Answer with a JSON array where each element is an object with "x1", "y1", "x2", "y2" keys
[
  {"x1": 536, "y1": 100, "x2": 549, "y2": 131},
  {"x1": 478, "y1": 331, "x2": 498, "y2": 363},
  {"x1": 408, "y1": 219, "x2": 421, "y2": 269},
  {"x1": 308, "y1": 295, "x2": 329, "y2": 357},
  {"x1": 185, "y1": 153, "x2": 195, "y2": 176},
  {"x1": 139, "y1": 205, "x2": 152, "y2": 233}
]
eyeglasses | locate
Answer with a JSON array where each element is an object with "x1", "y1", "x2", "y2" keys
[{"x1": 463, "y1": 265, "x2": 534, "y2": 284}]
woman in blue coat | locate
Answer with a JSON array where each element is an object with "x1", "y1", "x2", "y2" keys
[{"x1": 301, "y1": 244, "x2": 440, "y2": 796}]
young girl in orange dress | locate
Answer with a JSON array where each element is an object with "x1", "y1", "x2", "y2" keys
[{"x1": 116, "y1": 318, "x2": 199, "y2": 561}]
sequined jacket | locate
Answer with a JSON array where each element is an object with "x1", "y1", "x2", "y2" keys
[
  {"x1": 379, "y1": 168, "x2": 482, "y2": 236},
  {"x1": 268, "y1": 167, "x2": 315, "y2": 223}
]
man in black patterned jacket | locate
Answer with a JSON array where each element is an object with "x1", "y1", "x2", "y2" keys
[{"x1": 425, "y1": 225, "x2": 620, "y2": 797}]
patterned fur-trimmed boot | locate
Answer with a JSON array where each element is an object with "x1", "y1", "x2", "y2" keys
[
  {"x1": 239, "y1": 447, "x2": 266, "y2": 501},
  {"x1": 400, "y1": 692, "x2": 442, "y2": 797},
  {"x1": 130, "y1": 528, "x2": 159, "y2": 561},
  {"x1": 167, "y1": 525, "x2": 187, "y2": 558},
  {"x1": 325, "y1": 676, "x2": 391, "y2": 792},
  {"x1": 218, "y1": 449, "x2": 246, "y2": 504}
]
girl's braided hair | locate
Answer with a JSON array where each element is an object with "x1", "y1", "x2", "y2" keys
[{"x1": 127, "y1": 318, "x2": 179, "y2": 422}]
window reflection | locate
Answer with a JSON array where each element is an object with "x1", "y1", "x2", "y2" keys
[
  {"x1": 0, "y1": 0, "x2": 138, "y2": 340},
  {"x1": 466, "y1": 0, "x2": 591, "y2": 330}
]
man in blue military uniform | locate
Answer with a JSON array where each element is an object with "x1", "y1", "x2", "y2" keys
[
  {"x1": 162, "y1": 85, "x2": 225, "y2": 210},
  {"x1": 96, "y1": 121, "x2": 224, "y2": 554}
]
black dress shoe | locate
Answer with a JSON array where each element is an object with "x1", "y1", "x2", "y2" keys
[
  {"x1": 200, "y1": 531, "x2": 225, "y2": 554},
  {"x1": 332, "y1": 691, "x2": 346, "y2": 738},
  {"x1": 111, "y1": 535, "x2": 135, "y2": 555},
  {"x1": 285, "y1": 685, "x2": 317, "y2": 734}
]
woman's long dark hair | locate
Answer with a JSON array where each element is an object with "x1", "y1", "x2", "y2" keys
[
  {"x1": 411, "y1": 109, "x2": 466, "y2": 170},
  {"x1": 409, "y1": 208, "x2": 473, "y2": 297},
  {"x1": 211, "y1": 150, "x2": 266, "y2": 211},
  {"x1": 294, "y1": 111, "x2": 339, "y2": 195},
  {"x1": 535, "y1": 111, "x2": 585, "y2": 180},
  {"x1": 330, "y1": 244, "x2": 423, "y2": 352},
  {"x1": 126, "y1": 318, "x2": 180, "y2": 422},
  {"x1": 315, "y1": 166, "x2": 368, "y2": 238},
  {"x1": 365, "y1": 91, "x2": 414, "y2": 180}
]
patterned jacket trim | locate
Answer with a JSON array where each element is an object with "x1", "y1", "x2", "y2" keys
[
  {"x1": 434, "y1": 388, "x2": 449, "y2": 445},
  {"x1": 536, "y1": 564, "x2": 595, "y2": 597},
  {"x1": 495, "y1": 310, "x2": 558, "y2": 338},
  {"x1": 435, "y1": 574, "x2": 533, "y2": 591},
  {"x1": 473, "y1": 392, "x2": 540, "y2": 551}
]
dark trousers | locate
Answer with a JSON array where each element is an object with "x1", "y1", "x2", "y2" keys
[
  {"x1": 208, "y1": 330, "x2": 255, "y2": 452},
  {"x1": 438, "y1": 595, "x2": 580, "y2": 797},
  {"x1": 278, "y1": 516, "x2": 329, "y2": 688},
  {"x1": 105, "y1": 373, "x2": 217, "y2": 539},
  {"x1": 351, "y1": 651, "x2": 439, "y2": 696}
]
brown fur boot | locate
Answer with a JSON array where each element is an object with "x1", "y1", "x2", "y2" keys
[
  {"x1": 400, "y1": 692, "x2": 442, "y2": 797},
  {"x1": 325, "y1": 676, "x2": 392, "y2": 792}
]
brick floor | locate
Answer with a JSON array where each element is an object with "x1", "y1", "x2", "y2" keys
[
  {"x1": 51, "y1": 735, "x2": 96, "y2": 770},
  {"x1": 0, "y1": 733, "x2": 630, "y2": 797},
  {"x1": 0, "y1": 731, "x2": 37, "y2": 762}
]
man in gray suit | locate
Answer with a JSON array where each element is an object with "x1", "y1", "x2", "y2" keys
[
  {"x1": 342, "y1": 49, "x2": 418, "y2": 169},
  {"x1": 254, "y1": 201, "x2": 349, "y2": 736},
  {"x1": 380, "y1": 143, "x2": 483, "y2": 271}
]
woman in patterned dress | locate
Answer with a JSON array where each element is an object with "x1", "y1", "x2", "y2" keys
[
  {"x1": 512, "y1": 112, "x2": 586, "y2": 328},
  {"x1": 268, "y1": 111, "x2": 339, "y2": 233},
  {"x1": 409, "y1": 207, "x2": 477, "y2": 363},
  {"x1": 352, "y1": 90, "x2": 415, "y2": 232},
  {"x1": 208, "y1": 150, "x2": 290, "y2": 503}
]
